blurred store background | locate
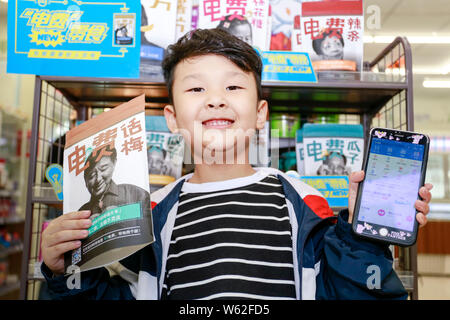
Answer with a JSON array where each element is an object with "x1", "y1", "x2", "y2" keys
[{"x1": 0, "y1": 0, "x2": 449, "y2": 300}]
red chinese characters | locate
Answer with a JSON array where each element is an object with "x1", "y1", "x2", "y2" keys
[
  {"x1": 226, "y1": 0, "x2": 247, "y2": 20},
  {"x1": 92, "y1": 127, "x2": 117, "y2": 161},
  {"x1": 68, "y1": 144, "x2": 89, "y2": 176},
  {"x1": 203, "y1": 0, "x2": 223, "y2": 21},
  {"x1": 120, "y1": 117, "x2": 144, "y2": 155},
  {"x1": 67, "y1": 116, "x2": 144, "y2": 176},
  {"x1": 303, "y1": 18, "x2": 321, "y2": 40}
]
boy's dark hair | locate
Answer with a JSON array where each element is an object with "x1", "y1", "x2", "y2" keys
[{"x1": 162, "y1": 28, "x2": 263, "y2": 104}]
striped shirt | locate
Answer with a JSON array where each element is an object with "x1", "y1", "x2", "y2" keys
[{"x1": 161, "y1": 172, "x2": 296, "y2": 300}]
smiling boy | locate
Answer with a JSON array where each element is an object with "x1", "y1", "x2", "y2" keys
[
  {"x1": 163, "y1": 49, "x2": 267, "y2": 183},
  {"x1": 40, "y1": 28, "x2": 432, "y2": 300}
]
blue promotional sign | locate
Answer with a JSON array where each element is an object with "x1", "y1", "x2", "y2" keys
[
  {"x1": 300, "y1": 176, "x2": 349, "y2": 208},
  {"x1": 7, "y1": 0, "x2": 140, "y2": 78},
  {"x1": 286, "y1": 171, "x2": 349, "y2": 208},
  {"x1": 261, "y1": 51, "x2": 317, "y2": 83}
]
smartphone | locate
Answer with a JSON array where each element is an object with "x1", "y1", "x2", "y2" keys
[{"x1": 351, "y1": 128, "x2": 430, "y2": 246}]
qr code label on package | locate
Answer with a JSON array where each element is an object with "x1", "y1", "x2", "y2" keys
[{"x1": 72, "y1": 247, "x2": 81, "y2": 265}]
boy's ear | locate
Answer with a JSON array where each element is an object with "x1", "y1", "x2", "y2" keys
[
  {"x1": 256, "y1": 100, "x2": 268, "y2": 130},
  {"x1": 163, "y1": 105, "x2": 179, "y2": 134}
]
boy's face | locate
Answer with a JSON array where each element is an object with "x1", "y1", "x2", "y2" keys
[{"x1": 164, "y1": 54, "x2": 267, "y2": 163}]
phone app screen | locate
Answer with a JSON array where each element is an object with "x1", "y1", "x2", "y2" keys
[{"x1": 358, "y1": 137, "x2": 424, "y2": 232}]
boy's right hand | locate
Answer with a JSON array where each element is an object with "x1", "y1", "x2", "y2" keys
[{"x1": 41, "y1": 210, "x2": 92, "y2": 276}]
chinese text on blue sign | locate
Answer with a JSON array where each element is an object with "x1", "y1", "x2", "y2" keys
[
  {"x1": 7, "y1": 0, "x2": 140, "y2": 78},
  {"x1": 261, "y1": 51, "x2": 317, "y2": 83}
]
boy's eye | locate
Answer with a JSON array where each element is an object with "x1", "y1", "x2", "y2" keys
[
  {"x1": 187, "y1": 87, "x2": 204, "y2": 93},
  {"x1": 226, "y1": 85, "x2": 243, "y2": 91}
]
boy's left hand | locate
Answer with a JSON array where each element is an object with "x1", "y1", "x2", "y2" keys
[{"x1": 348, "y1": 170, "x2": 433, "y2": 226}]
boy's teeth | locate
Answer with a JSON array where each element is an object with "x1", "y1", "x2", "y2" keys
[{"x1": 204, "y1": 120, "x2": 232, "y2": 126}]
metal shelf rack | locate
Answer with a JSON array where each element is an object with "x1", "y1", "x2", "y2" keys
[
  {"x1": 21, "y1": 36, "x2": 417, "y2": 299},
  {"x1": 0, "y1": 105, "x2": 28, "y2": 300}
]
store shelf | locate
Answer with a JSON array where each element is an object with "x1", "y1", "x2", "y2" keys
[
  {"x1": 397, "y1": 271, "x2": 415, "y2": 292},
  {"x1": 263, "y1": 80, "x2": 406, "y2": 115},
  {"x1": 31, "y1": 184, "x2": 62, "y2": 205},
  {"x1": 40, "y1": 73, "x2": 407, "y2": 116},
  {"x1": 0, "y1": 282, "x2": 21, "y2": 297},
  {"x1": 0, "y1": 105, "x2": 27, "y2": 301},
  {"x1": 31, "y1": 197, "x2": 62, "y2": 206},
  {"x1": 28, "y1": 261, "x2": 45, "y2": 281},
  {"x1": 0, "y1": 216, "x2": 24, "y2": 225},
  {"x1": 40, "y1": 76, "x2": 169, "y2": 109},
  {"x1": 0, "y1": 244, "x2": 23, "y2": 258},
  {"x1": 271, "y1": 137, "x2": 296, "y2": 150},
  {"x1": 0, "y1": 189, "x2": 21, "y2": 198},
  {"x1": 23, "y1": 36, "x2": 419, "y2": 300}
]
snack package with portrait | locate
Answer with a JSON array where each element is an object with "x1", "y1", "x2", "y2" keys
[
  {"x1": 302, "y1": 123, "x2": 364, "y2": 176},
  {"x1": 269, "y1": 0, "x2": 302, "y2": 51},
  {"x1": 295, "y1": 128, "x2": 305, "y2": 175},
  {"x1": 300, "y1": 0, "x2": 364, "y2": 72},
  {"x1": 140, "y1": 0, "x2": 192, "y2": 81},
  {"x1": 63, "y1": 95, "x2": 154, "y2": 273},
  {"x1": 146, "y1": 115, "x2": 185, "y2": 190},
  {"x1": 198, "y1": 0, "x2": 270, "y2": 51}
]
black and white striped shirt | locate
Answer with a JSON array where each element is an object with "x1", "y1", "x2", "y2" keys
[{"x1": 161, "y1": 172, "x2": 296, "y2": 300}]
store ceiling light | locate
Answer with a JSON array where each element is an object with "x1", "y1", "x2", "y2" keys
[
  {"x1": 0, "y1": 0, "x2": 8, "y2": 3},
  {"x1": 364, "y1": 35, "x2": 450, "y2": 44},
  {"x1": 422, "y1": 79, "x2": 450, "y2": 88}
]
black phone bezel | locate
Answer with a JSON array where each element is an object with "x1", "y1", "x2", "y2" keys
[{"x1": 351, "y1": 127, "x2": 430, "y2": 247}]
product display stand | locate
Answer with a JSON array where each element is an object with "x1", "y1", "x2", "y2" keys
[
  {"x1": 0, "y1": 106, "x2": 28, "y2": 300},
  {"x1": 21, "y1": 37, "x2": 418, "y2": 300}
]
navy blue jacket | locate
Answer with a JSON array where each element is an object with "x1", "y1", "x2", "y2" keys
[{"x1": 42, "y1": 168, "x2": 407, "y2": 300}]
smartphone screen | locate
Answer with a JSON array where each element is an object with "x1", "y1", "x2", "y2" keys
[{"x1": 353, "y1": 129, "x2": 428, "y2": 245}]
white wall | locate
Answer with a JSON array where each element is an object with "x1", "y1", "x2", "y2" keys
[
  {"x1": 418, "y1": 254, "x2": 450, "y2": 300},
  {"x1": 414, "y1": 79, "x2": 450, "y2": 136}
]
